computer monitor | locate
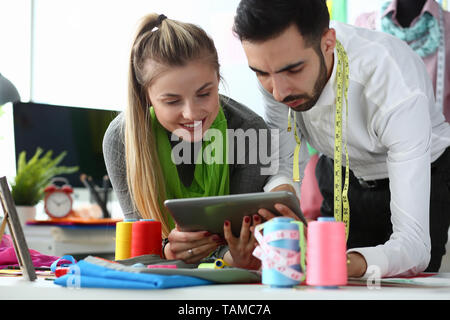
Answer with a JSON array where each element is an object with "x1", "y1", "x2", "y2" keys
[{"x1": 13, "y1": 102, "x2": 119, "y2": 188}]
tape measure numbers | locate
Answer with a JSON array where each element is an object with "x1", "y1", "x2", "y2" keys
[
  {"x1": 288, "y1": 40, "x2": 350, "y2": 240},
  {"x1": 435, "y1": 6, "x2": 446, "y2": 114},
  {"x1": 334, "y1": 40, "x2": 350, "y2": 240}
]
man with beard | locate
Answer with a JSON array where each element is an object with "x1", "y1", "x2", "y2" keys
[{"x1": 233, "y1": 0, "x2": 450, "y2": 278}]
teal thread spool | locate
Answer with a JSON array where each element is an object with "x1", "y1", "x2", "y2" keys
[{"x1": 262, "y1": 217, "x2": 302, "y2": 288}]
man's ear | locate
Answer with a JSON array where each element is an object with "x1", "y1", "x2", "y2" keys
[{"x1": 321, "y1": 28, "x2": 336, "y2": 57}]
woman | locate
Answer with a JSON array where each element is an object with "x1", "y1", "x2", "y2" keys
[{"x1": 103, "y1": 13, "x2": 271, "y2": 269}]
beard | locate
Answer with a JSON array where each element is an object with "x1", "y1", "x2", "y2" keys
[{"x1": 283, "y1": 50, "x2": 328, "y2": 112}]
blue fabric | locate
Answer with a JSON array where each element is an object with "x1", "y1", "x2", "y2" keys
[{"x1": 54, "y1": 260, "x2": 213, "y2": 289}]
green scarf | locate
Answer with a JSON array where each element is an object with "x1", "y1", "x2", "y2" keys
[{"x1": 150, "y1": 106, "x2": 230, "y2": 229}]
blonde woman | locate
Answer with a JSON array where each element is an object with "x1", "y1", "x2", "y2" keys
[{"x1": 103, "y1": 14, "x2": 271, "y2": 269}]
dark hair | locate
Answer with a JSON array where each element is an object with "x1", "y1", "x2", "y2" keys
[{"x1": 233, "y1": 0, "x2": 330, "y2": 47}]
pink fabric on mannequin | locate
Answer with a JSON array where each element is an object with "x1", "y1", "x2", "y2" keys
[{"x1": 300, "y1": 154, "x2": 323, "y2": 220}]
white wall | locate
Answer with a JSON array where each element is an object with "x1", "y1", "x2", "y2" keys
[
  {"x1": 0, "y1": 1, "x2": 31, "y2": 102},
  {"x1": 2, "y1": 0, "x2": 404, "y2": 116},
  {"x1": 0, "y1": 0, "x2": 405, "y2": 182},
  {"x1": 0, "y1": 102, "x2": 16, "y2": 182},
  {"x1": 347, "y1": 0, "x2": 387, "y2": 25},
  {"x1": 30, "y1": 0, "x2": 262, "y2": 113}
]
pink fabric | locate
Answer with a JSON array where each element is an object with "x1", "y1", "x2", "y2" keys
[
  {"x1": 300, "y1": 154, "x2": 323, "y2": 220},
  {"x1": 354, "y1": 0, "x2": 450, "y2": 123},
  {"x1": 0, "y1": 234, "x2": 14, "y2": 248},
  {"x1": 0, "y1": 234, "x2": 71, "y2": 269}
]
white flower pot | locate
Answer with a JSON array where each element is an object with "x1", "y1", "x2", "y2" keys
[{"x1": 15, "y1": 205, "x2": 37, "y2": 227}]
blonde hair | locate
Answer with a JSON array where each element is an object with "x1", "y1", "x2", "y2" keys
[{"x1": 125, "y1": 13, "x2": 220, "y2": 237}]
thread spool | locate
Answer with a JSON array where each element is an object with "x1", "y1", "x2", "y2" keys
[
  {"x1": 131, "y1": 219, "x2": 162, "y2": 257},
  {"x1": 260, "y1": 217, "x2": 302, "y2": 288},
  {"x1": 306, "y1": 217, "x2": 347, "y2": 288},
  {"x1": 114, "y1": 219, "x2": 136, "y2": 260},
  {"x1": 214, "y1": 259, "x2": 229, "y2": 269}
]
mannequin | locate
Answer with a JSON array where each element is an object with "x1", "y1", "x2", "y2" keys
[
  {"x1": 396, "y1": 0, "x2": 427, "y2": 27},
  {"x1": 355, "y1": 0, "x2": 449, "y2": 123}
]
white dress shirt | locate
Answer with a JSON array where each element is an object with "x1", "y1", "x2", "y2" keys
[{"x1": 261, "y1": 21, "x2": 450, "y2": 278}]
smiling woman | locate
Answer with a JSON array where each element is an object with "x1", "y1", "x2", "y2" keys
[
  {"x1": 102, "y1": 13, "x2": 272, "y2": 270},
  {"x1": 148, "y1": 60, "x2": 221, "y2": 142}
]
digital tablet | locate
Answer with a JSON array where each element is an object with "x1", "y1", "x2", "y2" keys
[{"x1": 164, "y1": 191, "x2": 307, "y2": 237}]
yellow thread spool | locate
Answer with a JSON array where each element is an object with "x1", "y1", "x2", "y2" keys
[
  {"x1": 214, "y1": 259, "x2": 230, "y2": 269},
  {"x1": 115, "y1": 220, "x2": 134, "y2": 260}
]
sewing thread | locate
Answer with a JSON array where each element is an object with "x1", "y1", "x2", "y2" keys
[
  {"x1": 253, "y1": 217, "x2": 305, "y2": 288},
  {"x1": 131, "y1": 219, "x2": 162, "y2": 257},
  {"x1": 306, "y1": 217, "x2": 347, "y2": 287},
  {"x1": 114, "y1": 220, "x2": 134, "y2": 260}
]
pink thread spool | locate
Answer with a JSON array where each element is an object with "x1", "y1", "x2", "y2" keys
[{"x1": 306, "y1": 217, "x2": 347, "y2": 288}]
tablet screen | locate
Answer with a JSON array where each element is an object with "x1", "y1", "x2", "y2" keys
[{"x1": 164, "y1": 191, "x2": 306, "y2": 237}]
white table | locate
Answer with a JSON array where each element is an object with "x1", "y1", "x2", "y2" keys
[
  {"x1": 2, "y1": 274, "x2": 449, "y2": 318},
  {"x1": 1, "y1": 274, "x2": 450, "y2": 300}
]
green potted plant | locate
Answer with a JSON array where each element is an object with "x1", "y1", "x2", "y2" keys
[{"x1": 11, "y1": 147, "x2": 79, "y2": 224}]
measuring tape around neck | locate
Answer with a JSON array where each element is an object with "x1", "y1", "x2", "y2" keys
[
  {"x1": 435, "y1": 6, "x2": 446, "y2": 114},
  {"x1": 334, "y1": 40, "x2": 350, "y2": 241},
  {"x1": 287, "y1": 40, "x2": 350, "y2": 240},
  {"x1": 287, "y1": 108, "x2": 302, "y2": 182}
]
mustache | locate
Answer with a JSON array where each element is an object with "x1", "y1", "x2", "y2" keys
[{"x1": 282, "y1": 94, "x2": 311, "y2": 104}]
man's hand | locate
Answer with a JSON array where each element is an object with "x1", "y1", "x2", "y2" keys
[
  {"x1": 347, "y1": 252, "x2": 367, "y2": 278},
  {"x1": 258, "y1": 203, "x2": 301, "y2": 221},
  {"x1": 259, "y1": 184, "x2": 316, "y2": 222},
  {"x1": 270, "y1": 184, "x2": 297, "y2": 195}
]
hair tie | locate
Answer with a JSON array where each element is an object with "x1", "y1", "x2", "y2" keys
[{"x1": 157, "y1": 14, "x2": 167, "y2": 27}]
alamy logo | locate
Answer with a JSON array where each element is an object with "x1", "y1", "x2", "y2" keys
[
  {"x1": 171, "y1": 123, "x2": 280, "y2": 176},
  {"x1": 366, "y1": 265, "x2": 381, "y2": 289}
]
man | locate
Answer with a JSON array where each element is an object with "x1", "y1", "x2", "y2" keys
[{"x1": 233, "y1": 0, "x2": 450, "y2": 278}]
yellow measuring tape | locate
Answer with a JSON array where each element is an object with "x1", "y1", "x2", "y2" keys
[
  {"x1": 287, "y1": 108, "x2": 302, "y2": 182},
  {"x1": 288, "y1": 40, "x2": 350, "y2": 240},
  {"x1": 334, "y1": 40, "x2": 350, "y2": 240}
]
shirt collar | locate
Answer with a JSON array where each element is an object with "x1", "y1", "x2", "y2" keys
[{"x1": 381, "y1": 0, "x2": 441, "y2": 24}]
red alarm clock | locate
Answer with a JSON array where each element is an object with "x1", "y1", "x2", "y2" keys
[{"x1": 44, "y1": 177, "x2": 74, "y2": 219}]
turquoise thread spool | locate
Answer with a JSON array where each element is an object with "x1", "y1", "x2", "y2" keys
[{"x1": 262, "y1": 217, "x2": 302, "y2": 288}]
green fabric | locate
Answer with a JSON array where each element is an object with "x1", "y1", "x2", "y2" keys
[
  {"x1": 331, "y1": 0, "x2": 347, "y2": 23},
  {"x1": 150, "y1": 106, "x2": 230, "y2": 228},
  {"x1": 306, "y1": 143, "x2": 318, "y2": 156}
]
